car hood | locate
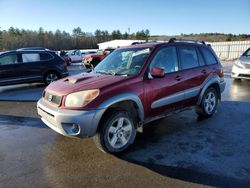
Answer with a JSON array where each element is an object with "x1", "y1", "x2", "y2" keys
[{"x1": 45, "y1": 73, "x2": 130, "y2": 96}]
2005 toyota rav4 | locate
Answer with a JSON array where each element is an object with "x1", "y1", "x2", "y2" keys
[{"x1": 37, "y1": 38, "x2": 226, "y2": 153}]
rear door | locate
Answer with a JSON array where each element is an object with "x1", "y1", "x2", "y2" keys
[
  {"x1": 144, "y1": 46, "x2": 186, "y2": 118},
  {"x1": 0, "y1": 52, "x2": 22, "y2": 85},
  {"x1": 18, "y1": 52, "x2": 44, "y2": 81},
  {"x1": 177, "y1": 45, "x2": 208, "y2": 106}
]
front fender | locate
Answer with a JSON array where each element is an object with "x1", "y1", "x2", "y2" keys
[{"x1": 98, "y1": 93, "x2": 145, "y2": 122}]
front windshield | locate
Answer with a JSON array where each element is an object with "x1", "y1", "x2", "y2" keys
[
  {"x1": 243, "y1": 48, "x2": 250, "y2": 56},
  {"x1": 94, "y1": 48, "x2": 151, "y2": 76}
]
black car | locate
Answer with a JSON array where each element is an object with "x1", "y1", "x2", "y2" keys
[{"x1": 0, "y1": 48, "x2": 69, "y2": 86}]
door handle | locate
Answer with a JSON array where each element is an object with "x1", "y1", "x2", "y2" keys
[
  {"x1": 175, "y1": 75, "x2": 182, "y2": 81},
  {"x1": 201, "y1": 69, "x2": 207, "y2": 74}
]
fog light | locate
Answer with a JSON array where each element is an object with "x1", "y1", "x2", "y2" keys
[{"x1": 72, "y1": 124, "x2": 80, "y2": 134}]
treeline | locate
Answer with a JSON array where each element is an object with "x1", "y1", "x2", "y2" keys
[
  {"x1": 0, "y1": 27, "x2": 249, "y2": 51},
  {"x1": 0, "y1": 27, "x2": 150, "y2": 51},
  {"x1": 151, "y1": 33, "x2": 250, "y2": 42}
]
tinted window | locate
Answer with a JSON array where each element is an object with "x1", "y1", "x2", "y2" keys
[
  {"x1": 22, "y1": 53, "x2": 40, "y2": 63},
  {"x1": 150, "y1": 47, "x2": 178, "y2": 73},
  {"x1": 179, "y1": 46, "x2": 199, "y2": 69},
  {"x1": 40, "y1": 52, "x2": 53, "y2": 61},
  {"x1": 0, "y1": 54, "x2": 18, "y2": 65},
  {"x1": 200, "y1": 47, "x2": 217, "y2": 65}
]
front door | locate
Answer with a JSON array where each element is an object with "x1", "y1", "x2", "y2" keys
[{"x1": 143, "y1": 46, "x2": 185, "y2": 118}]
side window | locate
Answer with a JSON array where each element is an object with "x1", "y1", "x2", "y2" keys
[
  {"x1": 197, "y1": 48, "x2": 206, "y2": 66},
  {"x1": 179, "y1": 46, "x2": 199, "y2": 69},
  {"x1": 0, "y1": 54, "x2": 18, "y2": 65},
  {"x1": 40, "y1": 52, "x2": 53, "y2": 61},
  {"x1": 150, "y1": 47, "x2": 178, "y2": 74},
  {"x1": 200, "y1": 47, "x2": 218, "y2": 65},
  {"x1": 22, "y1": 53, "x2": 40, "y2": 63}
]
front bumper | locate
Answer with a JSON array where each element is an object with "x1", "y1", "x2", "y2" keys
[
  {"x1": 231, "y1": 65, "x2": 250, "y2": 79},
  {"x1": 37, "y1": 98, "x2": 105, "y2": 138}
]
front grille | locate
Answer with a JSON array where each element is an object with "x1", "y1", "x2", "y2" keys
[
  {"x1": 44, "y1": 92, "x2": 62, "y2": 105},
  {"x1": 239, "y1": 74, "x2": 250, "y2": 78}
]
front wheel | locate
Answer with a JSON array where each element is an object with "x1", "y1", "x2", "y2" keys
[
  {"x1": 196, "y1": 87, "x2": 218, "y2": 118},
  {"x1": 93, "y1": 110, "x2": 136, "y2": 153}
]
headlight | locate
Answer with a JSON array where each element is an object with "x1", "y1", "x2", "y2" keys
[
  {"x1": 235, "y1": 60, "x2": 245, "y2": 69},
  {"x1": 65, "y1": 89, "x2": 99, "y2": 107}
]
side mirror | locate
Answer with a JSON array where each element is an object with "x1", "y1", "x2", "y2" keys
[{"x1": 150, "y1": 67, "x2": 165, "y2": 78}]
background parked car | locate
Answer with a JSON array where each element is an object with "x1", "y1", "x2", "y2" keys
[
  {"x1": 231, "y1": 47, "x2": 250, "y2": 80},
  {"x1": 64, "y1": 50, "x2": 83, "y2": 64},
  {"x1": 83, "y1": 49, "x2": 114, "y2": 69},
  {"x1": 81, "y1": 51, "x2": 97, "y2": 58},
  {"x1": 0, "y1": 48, "x2": 68, "y2": 86}
]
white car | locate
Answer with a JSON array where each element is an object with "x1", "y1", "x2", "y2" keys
[
  {"x1": 66, "y1": 50, "x2": 83, "y2": 63},
  {"x1": 232, "y1": 48, "x2": 250, "y2": 80}
]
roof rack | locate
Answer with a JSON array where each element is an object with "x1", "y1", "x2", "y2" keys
[
  {"x1": 168, "y1": 38, "x2": 206, "y2": 45},
  {"x1": 17, "y1": 47, "x2": 50, "y2": 51},
  {"x1": 131, "y1": 41, "x2": 160, "y2": 45}
]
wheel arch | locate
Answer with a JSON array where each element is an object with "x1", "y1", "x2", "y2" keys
[
  {"x1": 198, "y1": 76, "x2": 222, "y2": 105},
  {"x1": 96, "y1": 93, "x2": 144, "y2": 130}
]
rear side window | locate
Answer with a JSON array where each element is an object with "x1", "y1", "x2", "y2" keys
[
  {"x1": 40, "y1": 52, "x2": 53, "y2": 61},
  {"x1": 22, "y1": 53, "x2": 40, "y2": 63},
  {"x1": 200, "y1": 47, "x2": 218, "y2": 65},
  {"x1": 150, "y1": 46, "x2": 178, "y2": 74},
  {"x1": 0, "y1": 54, "x2": 18, "y2": 65},
  {"x1": 179, "y1": 46, "x2": 199, "y2": 69}
]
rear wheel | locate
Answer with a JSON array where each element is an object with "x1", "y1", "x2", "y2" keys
[
  {"x1": 43, "y1": 71, "x2": 60, "y2": 85},
  {"x1": 196, "y1": 87, "x2": 218, "y2": 118},
  {"x1": 93, "y1": 109, "x2": 136, "y2": 153}
]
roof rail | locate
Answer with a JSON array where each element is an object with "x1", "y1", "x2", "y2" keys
[
  {"x1": 17, "y1": 47, "x2": 50, "y2": 51},
  {"x1": 131, "y1": 41, "x2": 159, "y2": 45},
  {"x1": 168, "y1": 38, "x2": 206, "y2": 45}
]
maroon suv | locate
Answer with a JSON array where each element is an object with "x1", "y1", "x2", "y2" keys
[{"x1": 37, "y1": 38, "x2": 226, "y2": 153}]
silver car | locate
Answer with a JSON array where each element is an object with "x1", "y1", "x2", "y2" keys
[{"x1": 232, "y1": 48, "x2": 250, "y2": 80}]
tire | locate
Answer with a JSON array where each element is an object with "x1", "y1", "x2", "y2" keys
[
  {"x1": 43, "y1": 71, "x2": 60, "y2": 85},
  {"x1": 234, "y1": 78, "x2": 241, "y2": 81},
  {"x1": 93, "y1": 109, "x2": 137, "y2": 153},
  {"x1": 196, "y1": 87, "x2": 218, "y2": 118}
]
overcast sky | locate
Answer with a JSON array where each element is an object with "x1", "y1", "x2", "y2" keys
[{"x1": 0, "y1": 0, "x2": 249, "y2": 35}]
